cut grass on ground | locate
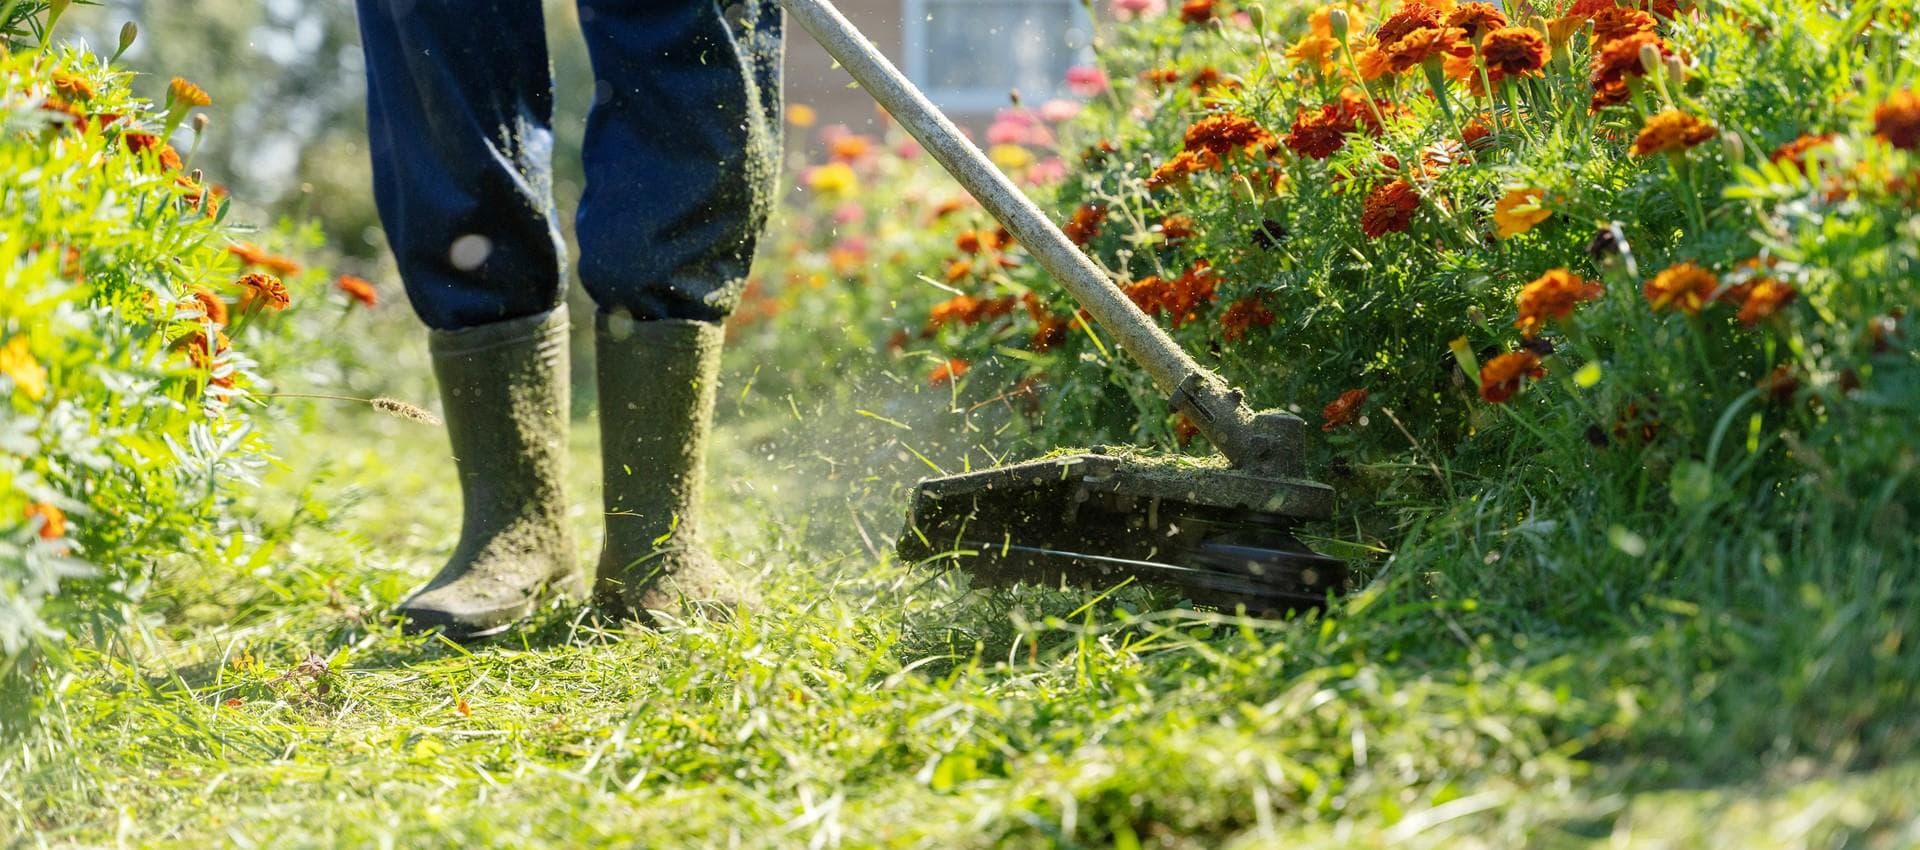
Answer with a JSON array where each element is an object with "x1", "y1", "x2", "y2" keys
[{"x1": 5, "y1": 400, "x2": 1918, "y2": 848}]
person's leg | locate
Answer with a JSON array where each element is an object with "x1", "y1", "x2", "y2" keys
[
  {"x1": 356, "y1": 0, "x2": 580, "y2": 637},
  {"x1": 574, "y1": 0, "x2": 784, "y2": 618}
]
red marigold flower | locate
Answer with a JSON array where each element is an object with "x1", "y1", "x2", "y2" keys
[
  {"x1": 1339, "y1": 89, "x2": 1395, "y2": 136},
  {"x1": 1770, "y1": 133, "x2": 1834, "y2": 168},
  {"x1": 1063, "y1": 203, "x2": 1105, "y2": 245},
  {"x1": 1141, "y1": 67, "x2": 1183, "y2": 88},
  {"x1": 1873, "y1": 90, "x2": 1920, "y2": 151},
  {"x1": 1642, "y1": 262, "x2": 1717, "y2": 314},
  {"x1": 1030, "y1": 315, "x2": 1070, "y2": 351},
  {"x1": 1321, "y1": 388, "x2": 1369, "y2": 431},
  {"x1": 1163, "y1": 262, "x2": 1219, "y2": 328},
  {"x1": 1567, "y1": 0, "x2": 1618, "y2": 17},
  {"x1": 1285, "y1": 104, "x2": 1355, "y2": 159},
  {"x1": 1445, "y1": 2, "x2": 1508, "y2": 38},
  {"x1": 24, "y1": 502, "x2": 67, "y2": 540},
  {"x1": 337, "y1": 275, "x2": 379, "y2": 308},
  {"x1": 1179, "y1": 0, "x2": 1215, "y2": 24},
  {"x1": 1631, "y1": 110, "x2": 1716, "y2": 156},
  {"x1": 1184, "y1": 113, "x2": 1278, "y2": 156},
  {"x1": 1219, "y1": 297, "x2": 1275, "y2": 342},
  {"x1": 1124, "y1": 276, "x2": 1166, "y2": 315},
  {"x1": 1514, "y1": 269, "x2": 1602, "y2": 337},
  {"x1": 123, "y1": 132, "x2": 162, "y2": 154},
  {"x1": 929, "y1": 358, "x2": 970, "y2": 387},
  {"x1": 1360, "y1": 179, "x2": 1421, "y2": 239},
  {"x1": 1481, "y1": 27, "x2": 1548, "y2": 78},
  {"x1": 1735, "y1": 278, "x2": 1796, "y2": 326},
  {"x1": 237, "y1": 273, "x2": 290, "y2": 312},
  {"x1": 1479, "y1": 351, "x2": 1545, "y2": 403}
]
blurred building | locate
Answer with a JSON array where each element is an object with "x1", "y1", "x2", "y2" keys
[{"x1": 782, "y1": 0, "x2": 1093, "y2": 137}]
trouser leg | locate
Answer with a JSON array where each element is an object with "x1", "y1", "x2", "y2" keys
[
  {"x1": 573, "y1": 0, "x2": 785, "y2": 322},
  {"x1": 355, "y1": 0, "x2": 566, "y2": 330}
]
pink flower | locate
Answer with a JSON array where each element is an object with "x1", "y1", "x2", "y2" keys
[
  {"x1": 1065, "y1": 66, "x2": 1110, "y2": 97},
  {"x1": 987, "y1": 120, "x2": 1031, "y2": 145},
  {"x1": 1025, "y1": 156, "x2": 1069, "y2": 186},
  {"x1": 1111, "y1": 0, "x2": 1166, "y2": 20},
  {"x1": 833, "y1": 202, "x2": 865, "y2": 225},
  {"x1": 894, "y1": 137, "x2": 923, "y2": 159},
  {"x1": 1038, "y1": 99, "x2": 1082, "y2": 123},
  {"x1": 987, "y1": 108, "x2": 1054, "y2": 146}
]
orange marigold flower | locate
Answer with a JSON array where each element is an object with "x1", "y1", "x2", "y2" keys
[
  {"x1": 1355, "y1": 43, "x2": 1396, "y2": 81},
  {"x1": 1514, "y1": 268, "x2": 1602, "y2": 337},
  {"x1": 228, "y1": 243, "x2": 304, "y2": 276},
  {"x1": 1642, "y1": 262, "x2": 1717, "y2": 314},
  {"x1": 1480, "y1": 27, "x2": 1548, "y2": 78},
  {"x1": 1184, "y1": 113, "x2": 1277, "y2": 156},
  {"x1": 189, "y1": 288, "x2": 230, "y2": 326},
  {"x1": 1063, "y1": 203, "x2": 1105, "y2": 245},
  {"x1": 1146, "y1": 149, "x2": 1220, "y2": 189},
  {"x1": 237, "y1": 273, "x2": 291, "y2": 312},
  {"x1": 1479, "y1": 351, "x2": 1545, "y2": 403},
  {"x1": 1159, "y1": 214, "x2": 1196, "y2": 243},
  {"x1": 1770, "y1": 133, "x2": 1834, "y2": 168},
  {"x1": 930, "y1": 197, "x2": 970, "y2": 220},
  {"x1": 1492, "y1": 187, "x2": 1551, "y2": 239},
  {"x1": 1591, "y1": 7, "x2": 1657, "y2": 45},
  {"x1": 829, "y1": 134, "x2": 873, "y2": 161},
  {"x1": 1462, "y1": 115, "x2": 1493, "y2": 146},
  {"x1": 954, "y1": 230, "x2": 984, "y2": 254},
  {"x1": 169, "y1": 77, "x2": 212, "y2": 108},
  {"x1": 52, "y1": 72, "x2": 95, "y2": 101},
  {"x1": 1287, "y1": 34, "x2": 1343, "y2": 73},
  {"x1": 1141, "y1": 67, "x2": 1183, "y2": 87},
  {"x1": 1735, "y1": 278, "x2": 1796, "y2": 326},
  {"x1": 1589, "y1": 34, "x2": 1667, "y2": 110},
  {"x1": 1219, "y1": 297, "x2": 1275, "y2": 342},
  {"x1": 1873, "y1": 90, "x2": 1920, "y2": 151},
  {"x1": 1285, "y1": 104, "x2": 1354, "y2": 159},
  {"x1": 1567, "y1": 0, "x2": 1619, "y2": 17},
  {"x1": 181, "y1": 329, "x2": 232, "y2": 368},
  {"x1": 1179, "y1": 0, "x2": 1215, "y2": 24},
  {"x1": 1445, "y1": 3, "x2": 1508, "y2": 38},
  {"x1": 1360, "y1": 179, "x2": 1421, "y2": 239},
  {"x1": 1375, "y1": 0, "x2": 1448, "y2": 49},
  {"x1": 1631, "y1": 109, "x2": 1716, "y2": 156},
  {"x1": 337, "y1": 275, "x2": 379, "y2": 308},
  {"x1": 929, "y1": 358, "x2": 970, "y2": 387},
  {"x1": 24, "y1": 503, "x2": 67, "y2": 541},
  {"x1": 1174, "y1": 414, "x2": 1202, "y2": 447},
  {"x1": 1321, "y1": 388, "x2": 1369, "y2": 431},
  {"x1": 943, "y1": 258, "x2": 973, "y2": 283},
  {"x1": 1386, "y1": 26, "x2": 1466, "y2": 74}
]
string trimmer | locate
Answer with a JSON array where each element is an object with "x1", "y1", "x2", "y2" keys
[{"x1": 785, "y1": 0, "x2": 1346, "y2": 613}]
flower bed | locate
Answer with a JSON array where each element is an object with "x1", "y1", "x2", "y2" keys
[
  {"x1": 744, "y1": 0, "x2": 1918, "y2": 591},
  {"x1": 1, "y1": 8, "x2": 371, "y2": 680}
]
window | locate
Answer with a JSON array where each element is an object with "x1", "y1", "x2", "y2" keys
[{"x1": 902, "y1": 0, "x2": 1093, "y2": 112}]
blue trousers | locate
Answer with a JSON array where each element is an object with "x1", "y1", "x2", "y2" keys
[{"x1": 355, "y1": 0, "x2": 784, "y2": 330}]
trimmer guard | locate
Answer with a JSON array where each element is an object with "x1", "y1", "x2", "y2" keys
[{"x1": 898, "y1": 451, "x2": 1346, "y2": 614}]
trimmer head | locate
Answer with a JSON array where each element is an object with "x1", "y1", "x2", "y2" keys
[{"x1": 898, "y1": 450, "x2": 1346, "y2": 614}]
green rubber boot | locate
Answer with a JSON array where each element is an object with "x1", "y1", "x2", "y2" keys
[
  {"x1": 397, "y1": 306, "x2": 582, "y2": 639},
  {"x1": 592, "y1": 312, "x2": 748, "y2": 621}
]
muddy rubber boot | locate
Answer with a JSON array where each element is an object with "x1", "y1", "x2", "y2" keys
[
  {"x1": 592, "y1": 313, "x2": 748, "y2": 621},
  {"x1": 397, "y1": 306, "x2": 582, "y2": 639}
]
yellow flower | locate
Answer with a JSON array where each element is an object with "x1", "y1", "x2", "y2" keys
[
  {"x1": 787, "y1": 103, "x2": 817, "y2": 128},
  {"x1": 805, "y1": 162, "x2": 858, "y2": 199},
  {"x1": 1492, "y1": 187, "x2": 1551, "y2": 239},
  {"x1": 988, "y1": 144, "x2": 1035, "y2": 170},
  {"x1": 1, "y1": 336, "x2": 48, "y2": 400}
]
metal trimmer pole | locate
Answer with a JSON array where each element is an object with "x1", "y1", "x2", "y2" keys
[{"x1": 782, "y1": 0, "x2": 1309, "y2": 477}]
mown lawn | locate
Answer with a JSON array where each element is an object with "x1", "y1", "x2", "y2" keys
[{"x1": 7, "y1": 366, "x2": 1917, "y2": 849}]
